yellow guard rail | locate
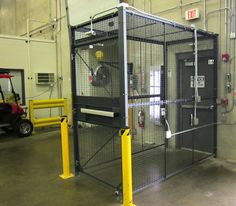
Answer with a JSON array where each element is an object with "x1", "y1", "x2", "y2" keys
[{"x1": 29, "y1": 98, "x2": 67, "y2": 128}]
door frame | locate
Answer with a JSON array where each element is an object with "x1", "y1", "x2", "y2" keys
[{"x1": 176, "y1": 49, "x2": 217, "y2": 157}]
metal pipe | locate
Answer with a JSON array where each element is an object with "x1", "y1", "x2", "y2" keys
[
  {"x1": 89, "y1": 6, "x2": 118, "y2": 35},
  {"x1": 194, "y1": 28, "x2": 199, "y2": 124},
  {"x1": 204, "y1": 0, "x2": 206, "y2": 30},
  {"x1": 170, "y1": 122, "x2": 221, "y2": 138},
  {"x1": 224, "y1": 0, "x2": 236, "y2": 114},
  {"x1": 205, "y1": 7, "x2": 231, "y2": 31},
  {"x1": 222, "y1": 0, "x2": 232, "y2": 111},
  {"x1": 205, "y1": 3, "x2": 231, "y2": 106},
  {"x1": 29, "y1": 19, "x2": 50, "y2": 24},
  {"x1": 149, "y1": 0, "x2": 152, "y2": 13},
  {"x1": 154, "y1": 5, "x2": 180, "y2": 15},
  {"x1": 225, "y1": 0, "x2": 228, "y2": 54},
  {"x1": 20, "y1": 14, "x2": 65, "y2": 40},
  {"x1": 128, "y1": 6, "x2": 191, "y2": 31},
  {"x1": 26, "y1": 18, "x2": 32, "y2": 96},
  {"x1": 0, "y1": 34, "x2": 54, "y2": 43},
  {"x1": 48, "y1": 0, "x2": 52, "y2": 20},
  {"x1": 57, "y1": 0, "x2": 63, "y2": 100},
  {"x1": 20, "y1": 21, "x2": 57, "y2": 37},
  {"x1": 180, "y1": 0, "x2": 183, "y2": 16}
]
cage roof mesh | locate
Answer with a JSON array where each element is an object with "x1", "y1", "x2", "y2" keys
[{"x1": 74, "y1": 9, "x2": 213, "y2": 45}]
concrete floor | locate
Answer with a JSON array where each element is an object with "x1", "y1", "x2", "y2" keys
[{"x1": 0, "y1": 129, "x2": 236, "y2": 206}]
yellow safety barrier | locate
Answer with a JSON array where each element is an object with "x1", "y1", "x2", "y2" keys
[
  {"x1": 120, "y1": 128, "x2": 136, "y2": 206},
  {"x1": 60, "y1": 116, "x2": 74, "y2": 179},
  {"x1": 29, "y1": 98, "x2": 67, "y2": 128}
]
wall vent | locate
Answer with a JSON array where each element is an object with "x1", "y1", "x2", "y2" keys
[{"x1": 35, "y1": 73, "x2": 55, "y2": 85}]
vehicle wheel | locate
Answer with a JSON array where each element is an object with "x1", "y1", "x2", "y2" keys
[
  {"x1": 2, "y1": 127, "x2": 14, "y2": 133},
  {"x1": 14, "y1": 119, "x2": 33, "y2": 137}
]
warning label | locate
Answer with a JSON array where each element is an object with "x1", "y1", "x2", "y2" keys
[{"x1": 190, "y1": 76, "x2": 205, "y2": 88}]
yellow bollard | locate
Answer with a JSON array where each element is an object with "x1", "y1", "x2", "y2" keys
[
  {"x1": 120, "y1": 128, "x2": 136, "y2": 206},
  {"x1": 59, "y1": 116, "x2": 74, "y2": 179}
]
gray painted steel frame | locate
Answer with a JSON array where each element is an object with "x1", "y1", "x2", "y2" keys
[
  {"x1": 69, "y1": 5, "x2": 218, "y2": 191},
  {"x1": 118, "y1": 6, "x2": 128, "y2": 128},
  {"x1": 70, "y1": 6, "x2": 129, "y2": 176}
]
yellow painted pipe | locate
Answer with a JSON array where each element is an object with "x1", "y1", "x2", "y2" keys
[
  {"x1": 59, "y1": 117, "x2": 74, "y2": 179},
  {"x1": 32, "y1": 98, "x2": 65, "y2": 104},
  {"x1": 34, "y1": 122, "x2": 61, "y2": 128},
  {"x1": 32, "y1": 99, "x2": 66, "y2": 108},
  {"x1": 63, "y1": 99, "x2": 68, "y2": 117},
  {"x1": 29, "y1": 100, "x2": 34, "y2": 127},
  {"x1": 34, "y1": 117, "x2": 61, "y2": 127},
  {"x1": 121, "y1": 128, "x2": 136, "y2": 206},
  {"x1": 34, "y1": 117, "x2": 61, "y2": 123},
  {"x1": 29, "y1": 98, "x2": 68, "y2": 130},
  {"x1": 33, "y1": 103, "x2": 65, "y2": 109}
]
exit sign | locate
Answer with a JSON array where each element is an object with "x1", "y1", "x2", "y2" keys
[{"x1": 185, "y1": 8, "x2": 200, "y2": 20}]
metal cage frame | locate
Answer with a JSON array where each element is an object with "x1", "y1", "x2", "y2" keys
[{"x1": 70, "y1": 4, "x2": 218, "y2": 195}]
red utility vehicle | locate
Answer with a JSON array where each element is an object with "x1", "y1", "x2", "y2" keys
[{"x1": 0, "y1": 71, "x2": 33, "y2": 137}]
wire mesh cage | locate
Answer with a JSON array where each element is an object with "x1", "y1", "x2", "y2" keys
[{"x1": 70, "y1": 5, "x2": 218, "y2": 196}]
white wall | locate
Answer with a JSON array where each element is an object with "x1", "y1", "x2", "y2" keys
[
  {"x1": 0, "y1": 0, "x2": 16, "y2": 35},
  {"x1": 0, "y1": 0, "x2": 121, "y2": 121},
  {"x1": 0, "y1": 36, "x2": 58, "y2": 118},
  {"x1": 67, "y1": 0, "x2": 120, "y2": 26}
]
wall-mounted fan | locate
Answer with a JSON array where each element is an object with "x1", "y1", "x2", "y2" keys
[{"x1": 90, "y1": 64, "x2": 111, "y2": 87}]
